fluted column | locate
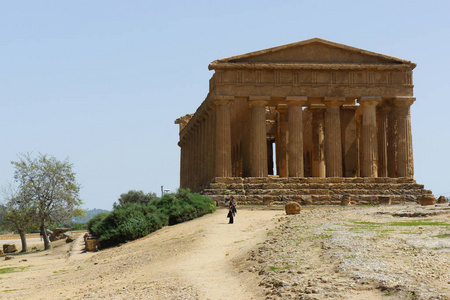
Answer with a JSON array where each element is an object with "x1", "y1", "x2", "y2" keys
[
  {"x1": 310, "y1": 104, "x2": 326, "y2": 177},
  {"x1": 276, "y1": 104, "x2": 289, "y2": 177},
  {"x1": 287, "y1": 96, "x2": 307, "y2": 177},
  {"x1": 341, "y1": 105, "x2": 358, "y2": 177},
  {"x1": 394, "y1": 96, "x2": 415, "y2": 178},
  {"x1": 387, "y1": 103, "x2": 397, "y2": 177},
  {"x1": 214, "y1": 96, "x2": 234, "y2": 177},
  {"x1": 249, "y1": 96, "x2": 270, "y2": 177},
  {"x1": 358, "y1": 96, "x2": 381, "y2": 177},
  {"x1": 324, "y1": 97, "x2": 344, "y2": 177},
  {"x1": 193, "y1": 123, "x2": 200, "y2": 189},
  {"x1": 377, "y1": 105, "x2": 389, "y2": 177},
  {"x1": 206, "y1": 109, "x2": 214, "y2": 181}
]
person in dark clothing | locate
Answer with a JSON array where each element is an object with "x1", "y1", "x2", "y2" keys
[{"x1": 227, "y1": 196, "x2": 237, "y2": 224}]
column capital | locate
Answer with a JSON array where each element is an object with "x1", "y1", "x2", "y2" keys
[
  {"x1": 393, "y1": 96, "x2": 415, "y2": 107},
  {"x1": 308, "y1": 104, "x2": 326, "y2": 112},
  {"x1": 286, "y1": 96, "x2": 307, "y2": 106},
  {"x1": 324, "y1": 97, "x2": 346, "y2": 106},
  {"x1": 358, "y1": 96, "x2": 382, "y2": 106},
  {"x1": 213, "y1": 95, "x2": 234, "y2": 106},
  {"x1": 249, "y1": 96, "x2": 270, "y2": 106},
  {"x1": 341, "y1": 104, "x2": 358, "y2": 111},
  {"x1": 276, "y1": 104, "x2": 288, "y2": 112}
]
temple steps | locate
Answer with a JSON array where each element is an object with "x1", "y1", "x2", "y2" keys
[{"x1": 201, "y1": 177, "x2": 431, "y2": 206}]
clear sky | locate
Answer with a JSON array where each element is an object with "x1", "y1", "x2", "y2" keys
[{"x1": 1, "y1": 1, "x2": 449, "y2": 210}]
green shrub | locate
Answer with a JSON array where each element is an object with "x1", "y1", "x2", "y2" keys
[
  {"x1": 87, "y1": 212, "x2": 110, "y2": 237},
  {"x1": 153, "y1": 189, "x2": 215, "y2": 225},
  {"x1": 89, "y1": 189, "x2": 215, "y2": 249}
]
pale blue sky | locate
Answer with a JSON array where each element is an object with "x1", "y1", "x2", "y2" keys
[{"x1": 1, "y1": 1, "x2": 449, "y2": 210}]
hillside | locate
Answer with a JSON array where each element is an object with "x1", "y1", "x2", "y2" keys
[{"x1": 73, "y1": 208, "x2": 109, "y2": 223}]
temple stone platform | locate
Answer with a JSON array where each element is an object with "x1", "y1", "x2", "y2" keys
[{"x1": 202, "y1": 177, "x2": 431, "y2": 206}]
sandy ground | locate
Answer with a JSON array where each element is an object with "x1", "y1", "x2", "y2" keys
[
  {"x1": 0, "y1": 205, "x2": 448, "y2": 300},
  {"x1": 0, "y1": 208, "x2": 283, "y2": 300}
]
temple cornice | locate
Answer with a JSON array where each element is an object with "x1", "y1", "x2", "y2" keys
[{"x1": 208, "y1": 62, "x2": 415, "y2": 71}]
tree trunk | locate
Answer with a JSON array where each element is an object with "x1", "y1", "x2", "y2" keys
[
  {"x1": 40, "y1": 224, "x2": 51, "y2": 250},
  {"x1": 19, "y1": 230, "x2": 27, "y2": 253}
]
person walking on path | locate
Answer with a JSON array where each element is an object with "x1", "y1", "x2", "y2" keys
[{"x1": 227, "y1": 196, "x2": 237, "y2": 224}]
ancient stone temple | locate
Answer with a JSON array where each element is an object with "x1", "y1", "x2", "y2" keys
[{"x1": 175, "y1": 38, "x2": 431, "y2": 205}]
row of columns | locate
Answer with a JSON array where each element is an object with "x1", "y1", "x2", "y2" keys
[
  {"x1": 215, "y1": 95, "x2": 415, "y2": 179},
  {"x1": 180, "y1": 94, "x2": 415, "y2": 191}
]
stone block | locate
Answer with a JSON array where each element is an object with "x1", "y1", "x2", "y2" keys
[
  {"x1": 208, "y1": 183, "x2": 227, "y2": 189},
  {"x1": 244, "y1": 177, "x2": 270, "y2": 184},
  {"x1": 419, "y1": 194, "x2": 436, "y2": 206},
  {"x1": 378, "y1": 197, "x2": 391, "y2": 205},
  {"x1": 84, "y1": 235, "x2": 99, "y2": 252},
  {"x1": 213, "y1": 177, "x2": 243, "y2": 184},
  {"x1": 437, "y1": 196, "x2": 447, "y2": 203},
  {"x1": 397, "y1": 177, "x2": 415, "y2": 183},
  {"x1": 285, "y1": 202, "x2": 301, "y2": 214},
  {"x1": 263, "y1": 183, "x2": 283, "y2": 189},
  {"x1": 229, "y1": 183, "x2": 244, "y2": 189},
  {"x1": 341, "y1": 194, "x2": 351, "y2": 206},
  {"x1": 3, "y1": 244, "x2": 17, "y2": 253}
]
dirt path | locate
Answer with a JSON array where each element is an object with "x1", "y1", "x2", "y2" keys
[{"x1": 0, "y1": 208, "x2": 283, "y2": 299}]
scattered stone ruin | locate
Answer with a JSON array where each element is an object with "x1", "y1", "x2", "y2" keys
[
  {"x1": 3, "y1": 244, "x2": 17, "y2": 253},
  {"x1": 175, "y1": 38, "x2": 432, "y2": 205},
  {"x1": 84, "y1": 234, "x2": 99, "y2": 252}
]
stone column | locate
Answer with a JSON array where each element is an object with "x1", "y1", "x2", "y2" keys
[
  {"x1": 358, "y1": 96, "x2": 381, "y2": 177},
  {"x1": 394, "y1": 96, "x2": 415, "y2": 178},
  {"x1": 179, "y1": 140, "x2": 186, "y2": 188},
  {"x1": 249, "y1": 96, "x2": 270, "y2": 177},
  {"x1": 287, "y1": 96, "x2": 307, "y2": 177},
  {"x1": 377, "y1": 105, "x2": 389, "y2": 177},
  {"x1": 310, "y1": 104, "x2": 326, "y2": 178},
  {"x1": 276, "y1": 104, "x2": 289, "y2": 177},
  {"x1": 341, "y1": 105, "x2": 358, "y2": 177},
  {"x1": 324, "y1": 97, "x2": 344, "y2": 177},
  {"x1": 193, "y1": 123, "x2": 200, "y2": 190},
  {"x1": 206, "y1": 108, "x2": 214, "y2": 181},
  {"x1": 267, "y1": 140, "x2": 274, "y2": 175},
  {"x1": 186, "y1": 132, "x2": 193, "y2": 189},
  {"x1": 214, "y1": 96, "x2": 234, "y2": 177},
  {"x1": 387, "y1": 103, "x2": 397, "y2": 177}
]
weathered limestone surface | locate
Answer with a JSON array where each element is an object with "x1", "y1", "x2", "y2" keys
[
  {"x1": 203, "y1": 177, "x2": 431, "y2": 206},
  {"x1": 437, "y1": 196, "x2": 447, "y2": 203},
  {"x1": 285, "y1": 202, "x2": 301, "y2": 214},
  {"x1": 419, "y1": 194, "x2": 436, "y2": 206}
]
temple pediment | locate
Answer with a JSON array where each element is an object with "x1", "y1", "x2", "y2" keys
[{"x1": 209, "y1": 38, "x2": 415, "y2": 70}]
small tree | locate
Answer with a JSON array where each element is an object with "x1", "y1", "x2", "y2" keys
[
  {"x1": 0, "y1": 185, "x2": 38, "y2": 252},
  {"x1": 11, "y1": 153, "x2": 83, "y2": 250},
  {"x1": 113, "y1": 190, "x2": 157, "y2": 208}
]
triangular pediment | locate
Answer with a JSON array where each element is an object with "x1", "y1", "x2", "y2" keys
[{"x1": 209, "y1": 38, "x2": 414, "y2": 69}]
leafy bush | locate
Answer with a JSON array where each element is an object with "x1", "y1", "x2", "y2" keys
[
  {"x1": 89, "y1": 189, "x2": 215, "y2": 249},
  {"x1": 153, "y1": 189, "x2": 216, "y2": 225},
  {"x1": 87, "y1": 212, "x2": 109, "y2": 237},
  {"x1": 113, "y1": 190, "x2": 157, "y2": 208}
]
